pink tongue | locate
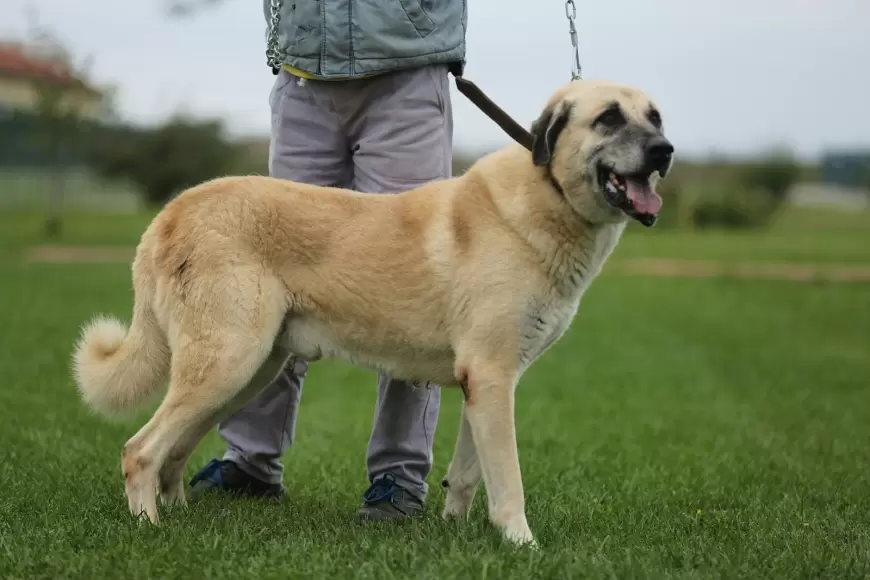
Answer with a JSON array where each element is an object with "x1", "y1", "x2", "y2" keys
[{"x1": 625, "y1": 180, "x2": 662, "y2": 215}]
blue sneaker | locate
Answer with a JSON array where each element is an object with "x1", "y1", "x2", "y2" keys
[
  {"x1": 357, "y1": 473, "x2": 424, "y2": 521},
  {"x1": 188, "y1": 459, "x2": 286, "y2": 499}
]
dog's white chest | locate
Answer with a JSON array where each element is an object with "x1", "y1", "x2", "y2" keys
[
  {"x1": 518, "y1": 222, "x2": 625, "y2": 370},
  {"x1": 518, "y1": 296, "x2": 579, "y2": 371}
]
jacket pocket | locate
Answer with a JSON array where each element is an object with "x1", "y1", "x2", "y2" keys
[{"x1": 398, "y1": 0, "x2": 436, "y2": 37}]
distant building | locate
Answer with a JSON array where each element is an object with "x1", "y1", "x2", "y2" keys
[
  {"x1": 0, "y1": 41, "x2": 103, "y2": 120},
  {"x1": 0, "y1": 41, "x2": 107, "y2": 169},
  {"x1": 787, "y1": 150, "x2": 868, "y2": 211},
  {"x1": 819, "y1": 151, "x2": 870, "y2": 189},
  {"x1": 789, "y1": 182, "x2": 869, "y2": 212}
]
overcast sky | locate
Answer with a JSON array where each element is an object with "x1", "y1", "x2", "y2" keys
[{"x1": 2, "y1": 0, "x2": 868, "y2": 159}]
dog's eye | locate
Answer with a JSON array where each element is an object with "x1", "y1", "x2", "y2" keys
[
  {"x1": 594, "y1": 106, "x2": 626, "y2": 129},
  {"x1": 647, "y1": 108, "x2": 663, "y2": 129}
]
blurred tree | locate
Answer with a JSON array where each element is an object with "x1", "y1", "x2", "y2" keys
[
  {"x1": 89, "y1": 116, "x2": 241, "y2": 207},
  {"x1": 736, "y1": 150, "x2": 801, "y2": 202},
  {"x1": 686, "y1": 153, "x2": 801, "y2": 230}
]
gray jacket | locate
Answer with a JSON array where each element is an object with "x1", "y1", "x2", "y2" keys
[{"x1": 262, "y1": 0, "x2": 467, "y2": 79}]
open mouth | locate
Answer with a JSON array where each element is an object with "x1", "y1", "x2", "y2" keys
[{"x1": 597, "y1": 164, "x2": 663, "y2": 227}]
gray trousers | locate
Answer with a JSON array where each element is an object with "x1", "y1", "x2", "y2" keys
[{"x1": 218, "y1": 64, "x2": 453, "y2": 502}]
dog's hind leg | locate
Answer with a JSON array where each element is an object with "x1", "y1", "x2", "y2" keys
[
  {"x1": 156, "y1": 342, "x2": 293, "y2": 507},
  {"x1": 441, "y1": 404, "x2": 482, "y2": 520},
  {"x1": 121, "y1": 270, "x2": 288, "y2": 522}
]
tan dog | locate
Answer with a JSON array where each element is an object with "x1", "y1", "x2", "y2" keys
[{"x1": 72, "y1": 78, "x2": 673, "y2": 546}]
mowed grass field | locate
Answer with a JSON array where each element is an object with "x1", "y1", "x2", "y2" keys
[{"x1": 1, "y1": 206, "x2": 869, "y2": 578}]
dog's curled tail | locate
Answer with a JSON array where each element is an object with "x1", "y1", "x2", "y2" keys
[{"x1": 72, "y1": 302, "x2": 169, "y2": 417}]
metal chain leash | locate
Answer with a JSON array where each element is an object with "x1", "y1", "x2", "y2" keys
[
  {"x1": 266, "y1": 0, "x2": 283, "y2": 74},
  {"x1": 565, "y1": 0, "x2": 582, "y2": 80}
]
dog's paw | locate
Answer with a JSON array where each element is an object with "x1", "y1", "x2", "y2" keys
[
  {"x1": 158, "y1": 481, "x2": 187, "y2": 508},
  {"x1": 441, "y1": 481, "x2": 475, "y2": 520},
  {"x1": 503, "y1": 524, "x2": 536, "y2": 548},
  {"x1": 496, "y1": 513, "x2": 536, "y2": 548},
  {"x1": 441, "y1": 501, "x2": 470, "y2": 521},
  {"x1": 127, "y1": 491, "x2": 160, "y2": 524},
  {"x1": 129, "y1": 506, "x2": 160, "y2": 525}
]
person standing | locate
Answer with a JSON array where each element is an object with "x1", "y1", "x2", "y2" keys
[{"x1": 188, "y1": 0, "x2": 468, "y2": 521}]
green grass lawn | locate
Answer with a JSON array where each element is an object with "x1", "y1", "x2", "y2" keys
[
  {"x1": 615, "y1": 205, "x2": 870, "y2": 264},
  {"x1": 1, "y1": 254, "x2": 869, "y2": 578},
  {"x1": 0, "y1": 212, "x2": 154, "y2": 257}
]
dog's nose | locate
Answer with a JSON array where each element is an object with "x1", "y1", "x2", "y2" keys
[{"x1": 645, "y1": 136, "x2": 674, "y2": 171}]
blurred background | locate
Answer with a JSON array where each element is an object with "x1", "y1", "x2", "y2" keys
[
  {"x1": 0, "y1": 0, "x2": 867, "y2": 243},
  {"x1": 1, "y1": 2, "x2": 869, "y2": 576}
]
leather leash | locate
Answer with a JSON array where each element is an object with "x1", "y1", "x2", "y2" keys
[
  {"x1": 453, "y1": 76, "x2": 534, "y2": 153},
  {"x1": 450, "y1": 1, "x2": 581, "y2": 154}
]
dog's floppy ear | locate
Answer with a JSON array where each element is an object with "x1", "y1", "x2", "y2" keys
[{"x1": 532, "y1": 102, "x2": 571, "y2": 167}]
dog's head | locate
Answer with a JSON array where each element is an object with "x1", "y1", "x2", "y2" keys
[{"x1": 531, "y1": 79, "x2": 674, "y2": 227}]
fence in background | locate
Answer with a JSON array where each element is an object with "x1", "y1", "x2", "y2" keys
[{"x1": 0, "y1": 112, "x2": 142, "y2": 214}]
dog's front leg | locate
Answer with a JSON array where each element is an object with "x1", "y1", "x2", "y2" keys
[
  {"x1": 461, "y1": 365, "x2": 535, "y2": 547},
  {"x1": 442, "y1": 404, "x2": 482, "y2": 520}
]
